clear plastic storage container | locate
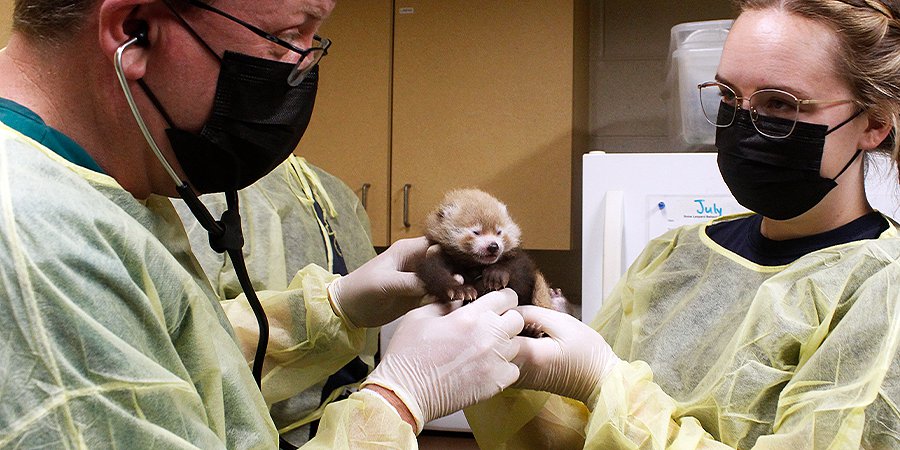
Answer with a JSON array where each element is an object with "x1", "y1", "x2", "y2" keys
[{"x1": 667, "y1": 19, "x2": 733, "y2": 147}]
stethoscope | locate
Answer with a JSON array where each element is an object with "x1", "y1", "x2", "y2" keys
[{"x1": 113, "y1": 27, "x2": 270, "y2": 388}]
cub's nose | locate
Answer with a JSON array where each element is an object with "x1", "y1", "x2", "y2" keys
[{"x1": 487, "y1": 242, "x2": 500, "y2": 255}]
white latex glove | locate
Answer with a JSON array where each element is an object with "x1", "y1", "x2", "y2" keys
[
  {"x1": 327, "y1": 237, "x2": 430, "y2": 328},
  {"x1": 362, "y1": 289, "x2": 524, "y2": 433},
  {"x1": 513, "y1": 305, "x2": 622, "y2": 405}
]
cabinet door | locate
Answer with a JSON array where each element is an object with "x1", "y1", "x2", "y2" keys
[
  {"x1": 297, "y1": 0, "x2": 393, "y2": 246},
  {"x1": 391, "y1": 1, "x2": 578, "y2": 249},
  {"x1": 1, "y1": 0, "x2": 13, "y2": 45}
]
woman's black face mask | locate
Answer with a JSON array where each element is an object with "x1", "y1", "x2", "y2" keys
[{"x1": 716, "y1": 103, "x2": 862, "y2": 220}]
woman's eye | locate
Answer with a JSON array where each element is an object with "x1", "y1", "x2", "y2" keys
[
  {"x1": 719, "y1": 89, "x2": 737, "y2": 106},
  {"x1": 766, "y1": 99, "x2": 791, "y2": 111}
]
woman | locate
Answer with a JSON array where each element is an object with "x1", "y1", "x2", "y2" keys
[{"x1": 470, "y1": 1, "x2": 900, "y2": 448}]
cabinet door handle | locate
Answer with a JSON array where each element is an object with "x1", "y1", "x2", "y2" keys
[
  {"x1": 402, "y1": 184, "x2": 412, "y2": 228},
  {"x1": 361, "y1": 183, "x2": 371, "y2": 210}
]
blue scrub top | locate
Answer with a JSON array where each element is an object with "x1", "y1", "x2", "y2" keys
[
  {"x1": 0, "y1": 97, "x2": 104, "y2": 173},
  {"x1": 707, "y1": 211, "x2": 888, "y2": 266}
]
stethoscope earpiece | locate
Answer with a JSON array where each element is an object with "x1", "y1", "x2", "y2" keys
[{"x1": 123, "y1": 20, "x2": 150, "y2": 47}]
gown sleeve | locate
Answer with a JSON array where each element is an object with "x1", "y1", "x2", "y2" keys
[
  {"x1": 221, "y1": 264, "x2": 369, "y2": 407},
  {"x1": 302, "y1": 390, "x2": 418, "y2": 449}
]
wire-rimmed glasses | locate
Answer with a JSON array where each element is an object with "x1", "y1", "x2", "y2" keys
[
  {"x1": 698, "y1": 81, "x2": 859, "y2": 139},
  {"x1": 186, "y1": 0, "x2": 331, "y2": 86}
]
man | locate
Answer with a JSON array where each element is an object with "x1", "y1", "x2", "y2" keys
[{"x1": 0, "y1": 0, "x2": 524, "y2": 447}]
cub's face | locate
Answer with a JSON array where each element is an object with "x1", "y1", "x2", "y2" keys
[
  {"x1": 425, "y1": 190, "x2": 522, "y2": 266},
  {"x1": 455, "y1": 224, "x2": 509, "y2": 265}
]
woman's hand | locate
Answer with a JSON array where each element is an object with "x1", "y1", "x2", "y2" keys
[{"x1": 513, "y1": 305, "x2": 622, "y2": 405}]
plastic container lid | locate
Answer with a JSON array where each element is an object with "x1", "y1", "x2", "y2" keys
[
  {"x1": 666, "y1": 19, "x2": 733, "y2": 147},
  {"x1": 670, "y1": 19, "x2": 734, "y2": 51}
]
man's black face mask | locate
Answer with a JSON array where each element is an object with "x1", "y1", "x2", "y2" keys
[{"x1": 141, "y1": 52, "x2": 318, "y2": 194}]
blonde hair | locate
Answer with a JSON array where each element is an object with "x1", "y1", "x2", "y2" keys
[{"x1": 735, "y1": 0, "x2": 900, "y2": 183}]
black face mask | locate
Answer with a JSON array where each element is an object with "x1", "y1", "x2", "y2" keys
[
  {"x1": 715, "y1": 103, "x2": 862, "y2": 220},
  {"x1": 139, "y1": 51, "x2": 317, "y2": 194}
]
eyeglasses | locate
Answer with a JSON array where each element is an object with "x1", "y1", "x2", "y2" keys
[
  {"x1": 185, "y1": 0, "x2": 331, "y2": 86},
  {"x1": 698, "y1": 81, "x2": 859, "y2": 139}
]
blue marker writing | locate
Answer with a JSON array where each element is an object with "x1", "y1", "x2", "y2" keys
[{"x1": 695, "y1": 199, "x2": 723, "y2": 216}]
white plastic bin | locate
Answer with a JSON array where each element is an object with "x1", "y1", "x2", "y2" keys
[{"x1": 668, "y1": 19, "x2": 733, "y2": 146}]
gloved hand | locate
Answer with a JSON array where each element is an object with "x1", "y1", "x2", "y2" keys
[
  {"x1": 362, "y1": 289, "x2": 524, "y2": 433},
  {"x1": 327, "y1": 237, "x2": 431, "y2": 328},
  {"x1": 513, "y1": 305, "x2": 622, "y2": 405}
]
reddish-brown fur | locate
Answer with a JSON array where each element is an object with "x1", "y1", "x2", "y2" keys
[{"x1": 417, "y1": 189, "x2": 552, "y2": 307}]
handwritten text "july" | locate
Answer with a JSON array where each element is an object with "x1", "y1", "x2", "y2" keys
[{"x1": 695, "y1": 199, "x2": 723, "y2": 216}]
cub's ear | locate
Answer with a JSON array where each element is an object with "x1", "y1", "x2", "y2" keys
[{"x1": 438, "y1": 203, "x2": 459, "y2": 220}]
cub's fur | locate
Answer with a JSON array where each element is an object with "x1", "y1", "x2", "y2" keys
[{"x1": 417, "y1": 189, "x2": 557, "y2": 309}]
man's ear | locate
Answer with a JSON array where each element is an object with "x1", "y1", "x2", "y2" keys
[
  {"x1": 97, "y1": 0, "x2": 158, "y2": 80},
  {"x1": 858, "y1": 110, "x2": 894, "y2": 151}
]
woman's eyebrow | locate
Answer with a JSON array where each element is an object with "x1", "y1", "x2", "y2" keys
[{"x1": 715, "y1": 74, "x2": 816, "y2": 99}]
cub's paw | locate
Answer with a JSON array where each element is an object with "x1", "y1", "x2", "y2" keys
[
  {"x1": 520, "y1": 322, "x2": 546, "y2": 338},
  {"x1": 548, "y1": 288, "x2": 575, "y2": 316},
  {"x1": 448, "y1": 284, "x2": 479, "y2": 302},
  {"x1": 482, "y1": 266, "x2": 511, "y2": 291}
]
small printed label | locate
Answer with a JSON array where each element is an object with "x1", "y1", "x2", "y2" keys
[
  {"x1": 647, "y1": 195, "x2": 747, "y2": 239},
  {"x1": 399, "y1": 7, "x2": 415, "y2": 14}
]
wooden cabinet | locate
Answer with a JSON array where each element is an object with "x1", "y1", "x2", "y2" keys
[
  {"x1": 299, "y1": 0, "x2": 589, "y2": 249},
  {"x1": 1, "y1": 0, "x2": 13, "y2": 45},
  {"x1": 298, "y1": 0, "x2": 394, "y2": 245}
]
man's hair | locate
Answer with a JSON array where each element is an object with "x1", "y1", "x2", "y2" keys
[
  {"x1": 12, "y1": 0, "x2": 97, "y2": 42},
  {"x1": 12, "y1": 0, "x2": 203, "y2": 44}
]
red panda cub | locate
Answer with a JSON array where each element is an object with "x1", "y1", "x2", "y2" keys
[{"x1": 417, "y1": 188, "x2": 563, "y2": 311}]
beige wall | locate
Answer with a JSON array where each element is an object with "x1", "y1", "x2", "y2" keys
[
  {"x1": 1, "y1": 0, "x2": 12, "y2": 46},
  {"x1": 590, "y1": 0, "x2": 734, "y2": 153}
]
